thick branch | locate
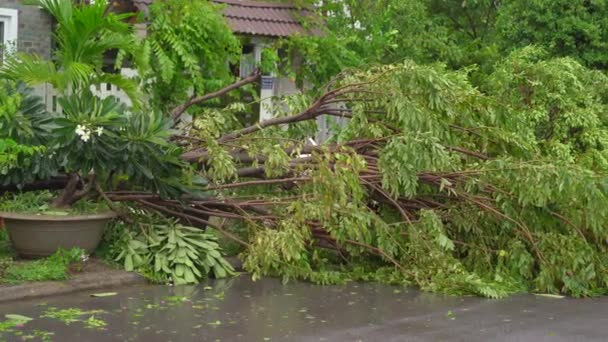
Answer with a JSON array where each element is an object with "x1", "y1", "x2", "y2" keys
[
  {"x1": 51, "y1": 173, "x2": 80, "y2": 208},
  {"x1": 137, "y1": 199, "x2": 250, "y2": 247},
  {"x1": 170, "y1": 70, "x2": 261, "y2": 122},
  {"x1": 0, "y1": 175, "x2": 70, "y2": 193}
]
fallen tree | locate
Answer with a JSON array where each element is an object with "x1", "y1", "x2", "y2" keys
[
  {"x1": 4, "y1": 44, "x2": 608, "y2": 297},
  {"x1": 107, "y1": 50, "x2": 608, "y2": 298}
]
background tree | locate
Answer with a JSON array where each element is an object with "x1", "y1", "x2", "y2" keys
[
  {"x1": 279, "y1": 0, "x2": 455, "y2": 87},
  {"x1": 280, "y1": 0, "x2": 608, "y2": 89},
  {"x1": 495, "y1": 0, "x2": 608, "y2": 69},
  {"x1": 142, "y1": 0, "x2": 242, "y2": 113}
]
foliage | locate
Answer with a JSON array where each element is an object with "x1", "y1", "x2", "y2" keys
[
  {"x1": 143, "y1": 0, "x2": 241, "y2": 112},
  {"x1": 0, "y1": 139, "x2": 43, "y2": 175},
  {"x1": 41, "y1": 307, "x2": 107, "y2": 330},
  {"x1": 50, "y1": 95, "x2": 192, "y2": 198},
  {"x1": 425, "y1": 0, "x2": 501, "y2": 76},
  {"x1": 6, "y1": 0, "x2": 608, "y2": 300},
  {"x1": 0, "y1": 191, "x2": 109, "y2": 215},
  {"x1": 484, "y1": 47, "x2": 608, "y2": 164},
  {"x1": 0, "y1": 248, "x2": 85, "y2": 284},
  {"x1": 0, "y1": 81, "x2": 54, "y2": 185},
  {"x1": 495, "y1": 0, "x2": 608, "y2": 70},
  {"x1": 106, "y1": 215, "x2": 235, "y2": 285},
  {"x1": 0, "y1": 230, "x2": 11, "y2": 260},
  {"x1": 206, "y1": 226, "x2": 248, "y2": 257},
  {"x1": 280, "y1": 0, "x2": 456, "y2": 86},
  {"x1": 280, "y1": 0, "x2": 608, "y2": 90},
  {"x1": 188, "y1": 55, "x2": 608, "y2": 298}
]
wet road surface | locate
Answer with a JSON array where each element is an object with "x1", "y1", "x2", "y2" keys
[{"x1": 0, "y1": 275, "x2": 607, "y2": 341}]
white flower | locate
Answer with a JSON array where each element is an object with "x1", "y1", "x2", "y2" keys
[
  {"x1": 81, "y1": 131, "x2": 91, "y2": 142},
  {"x1": 95, "y1": 127, "x2": 104, "y2": 136},
  {"x1": 75, "y1": 124, "x2": 87, "y2": 136}
]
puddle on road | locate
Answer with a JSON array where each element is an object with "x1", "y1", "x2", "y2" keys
[{"x1": 0, "y1": 276, "x2": 607, "y2": 341}]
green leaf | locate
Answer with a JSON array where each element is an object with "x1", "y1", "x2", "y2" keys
[
  {"x1": 5, "y1": 314, "x2": 33, "y2": 322},
  {"x1": 534, "y1": 294, "x2": 565, "y2": 299},
  {"x1": 125, "y1": 255, "x2": 134, "y2": 271},
  {"x1": 90, "y1": 292, "x2": 118, "y2": 297}
]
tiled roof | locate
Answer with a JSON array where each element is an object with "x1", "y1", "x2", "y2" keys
[
  {"x1": 213, "y1": 0, "x2": 316, "y2": 37},
  {"x1": 132, "y1": 0, "x2": 318, "y2": 38}
]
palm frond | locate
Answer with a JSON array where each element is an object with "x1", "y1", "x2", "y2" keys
[
  {"x1": 30, "y1": 0, "x2": 73, "y2": 25},
  {"x1": 0, "y1": 54, "x2": 60, "y2": 88},
  {"x1": 63, "y1": 62, "x2": 96, "y2": 89},
  {"x1": 17, "y1": 0, "x2": 144, "y2": 106}
]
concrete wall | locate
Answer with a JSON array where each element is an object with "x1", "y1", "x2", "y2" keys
[{"x1": 0, "y1": 0, "x2": 52, "y2": 58}]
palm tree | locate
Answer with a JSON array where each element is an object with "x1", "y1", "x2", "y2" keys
[{"x1": 0, "y1": 0, "x2": 146, "y2": 107}]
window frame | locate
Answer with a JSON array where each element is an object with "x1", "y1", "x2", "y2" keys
[{"x1": 0, "y1": 8, "x2": 19, "y2": 59}]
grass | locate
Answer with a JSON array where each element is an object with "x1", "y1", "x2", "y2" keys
[
  {"x1": 0, "y1": 190, "x2": 109, "y2": 215},
  {"x1": 0, "y1": 229, "x2": 12, "y2": 260},
  {"x1": 0, "y1": 232, "x2": 84, "y2": 284},
  {"x1": 0, "y1": 230, "x2": 14, "y2": 279}
]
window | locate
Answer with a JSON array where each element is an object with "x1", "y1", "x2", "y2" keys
[
  {"x1": 0, "y1": 8, "x2": 18, "y2": 63},
  {"x1": 239, "y1": 44, "x2": 256, "y2": 78}
]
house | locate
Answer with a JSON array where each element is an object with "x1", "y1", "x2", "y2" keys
[
  {"x1": 0, "y1": 1, "x2": 53, "y2": 60},
  {"x1": 0, "y1": 0, "x2": 333, "y2": 139}
]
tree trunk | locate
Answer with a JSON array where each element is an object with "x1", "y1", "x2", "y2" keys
[{"x1": 51, "y1": 173, "x2": 80, "y2": 208}]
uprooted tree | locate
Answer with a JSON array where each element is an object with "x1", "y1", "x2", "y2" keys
[{"x1": 101, "y1": 47, "x2": 608, "y2": 298}]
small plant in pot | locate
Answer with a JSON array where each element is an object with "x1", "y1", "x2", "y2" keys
[{"x1": 0, "y1": 0, "x2": 193, "y2": 258}]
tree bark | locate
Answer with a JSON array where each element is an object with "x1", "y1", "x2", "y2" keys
[{"x1": 51, "y1": 173, "x2": 80, "y2": 208}]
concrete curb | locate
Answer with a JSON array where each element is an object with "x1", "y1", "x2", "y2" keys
[
  {"x1": 0, "y1": 257, "x2": 243, "y2": 303},
  {"x1": 0, "y1": 270, "x2": 147, "y2": 303}
]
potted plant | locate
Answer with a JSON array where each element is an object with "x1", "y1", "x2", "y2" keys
[{"x1": 0, "y1": 0, "x2": 192, "y2": 258}]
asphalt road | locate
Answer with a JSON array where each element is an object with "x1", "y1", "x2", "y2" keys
[{"x1": 0, "y1": 276, "x2": 606, "y2": 341}]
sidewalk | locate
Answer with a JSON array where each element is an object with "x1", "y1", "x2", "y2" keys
[{"x1": 0, "y1": 259, "x2": 146, "y2": 303}]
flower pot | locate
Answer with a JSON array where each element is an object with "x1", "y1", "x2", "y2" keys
[{"x1": 0, "y1": 211, "x2": 117, "y2": 259}]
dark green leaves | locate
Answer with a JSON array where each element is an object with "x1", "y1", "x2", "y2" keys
[{"x1": 112, "y1": 218, "x2": 235, "y2": 285}]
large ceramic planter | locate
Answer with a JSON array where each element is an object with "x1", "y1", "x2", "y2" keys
[{"x1": 0, "y1": 211, "x2": 116, "y2": 259}]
